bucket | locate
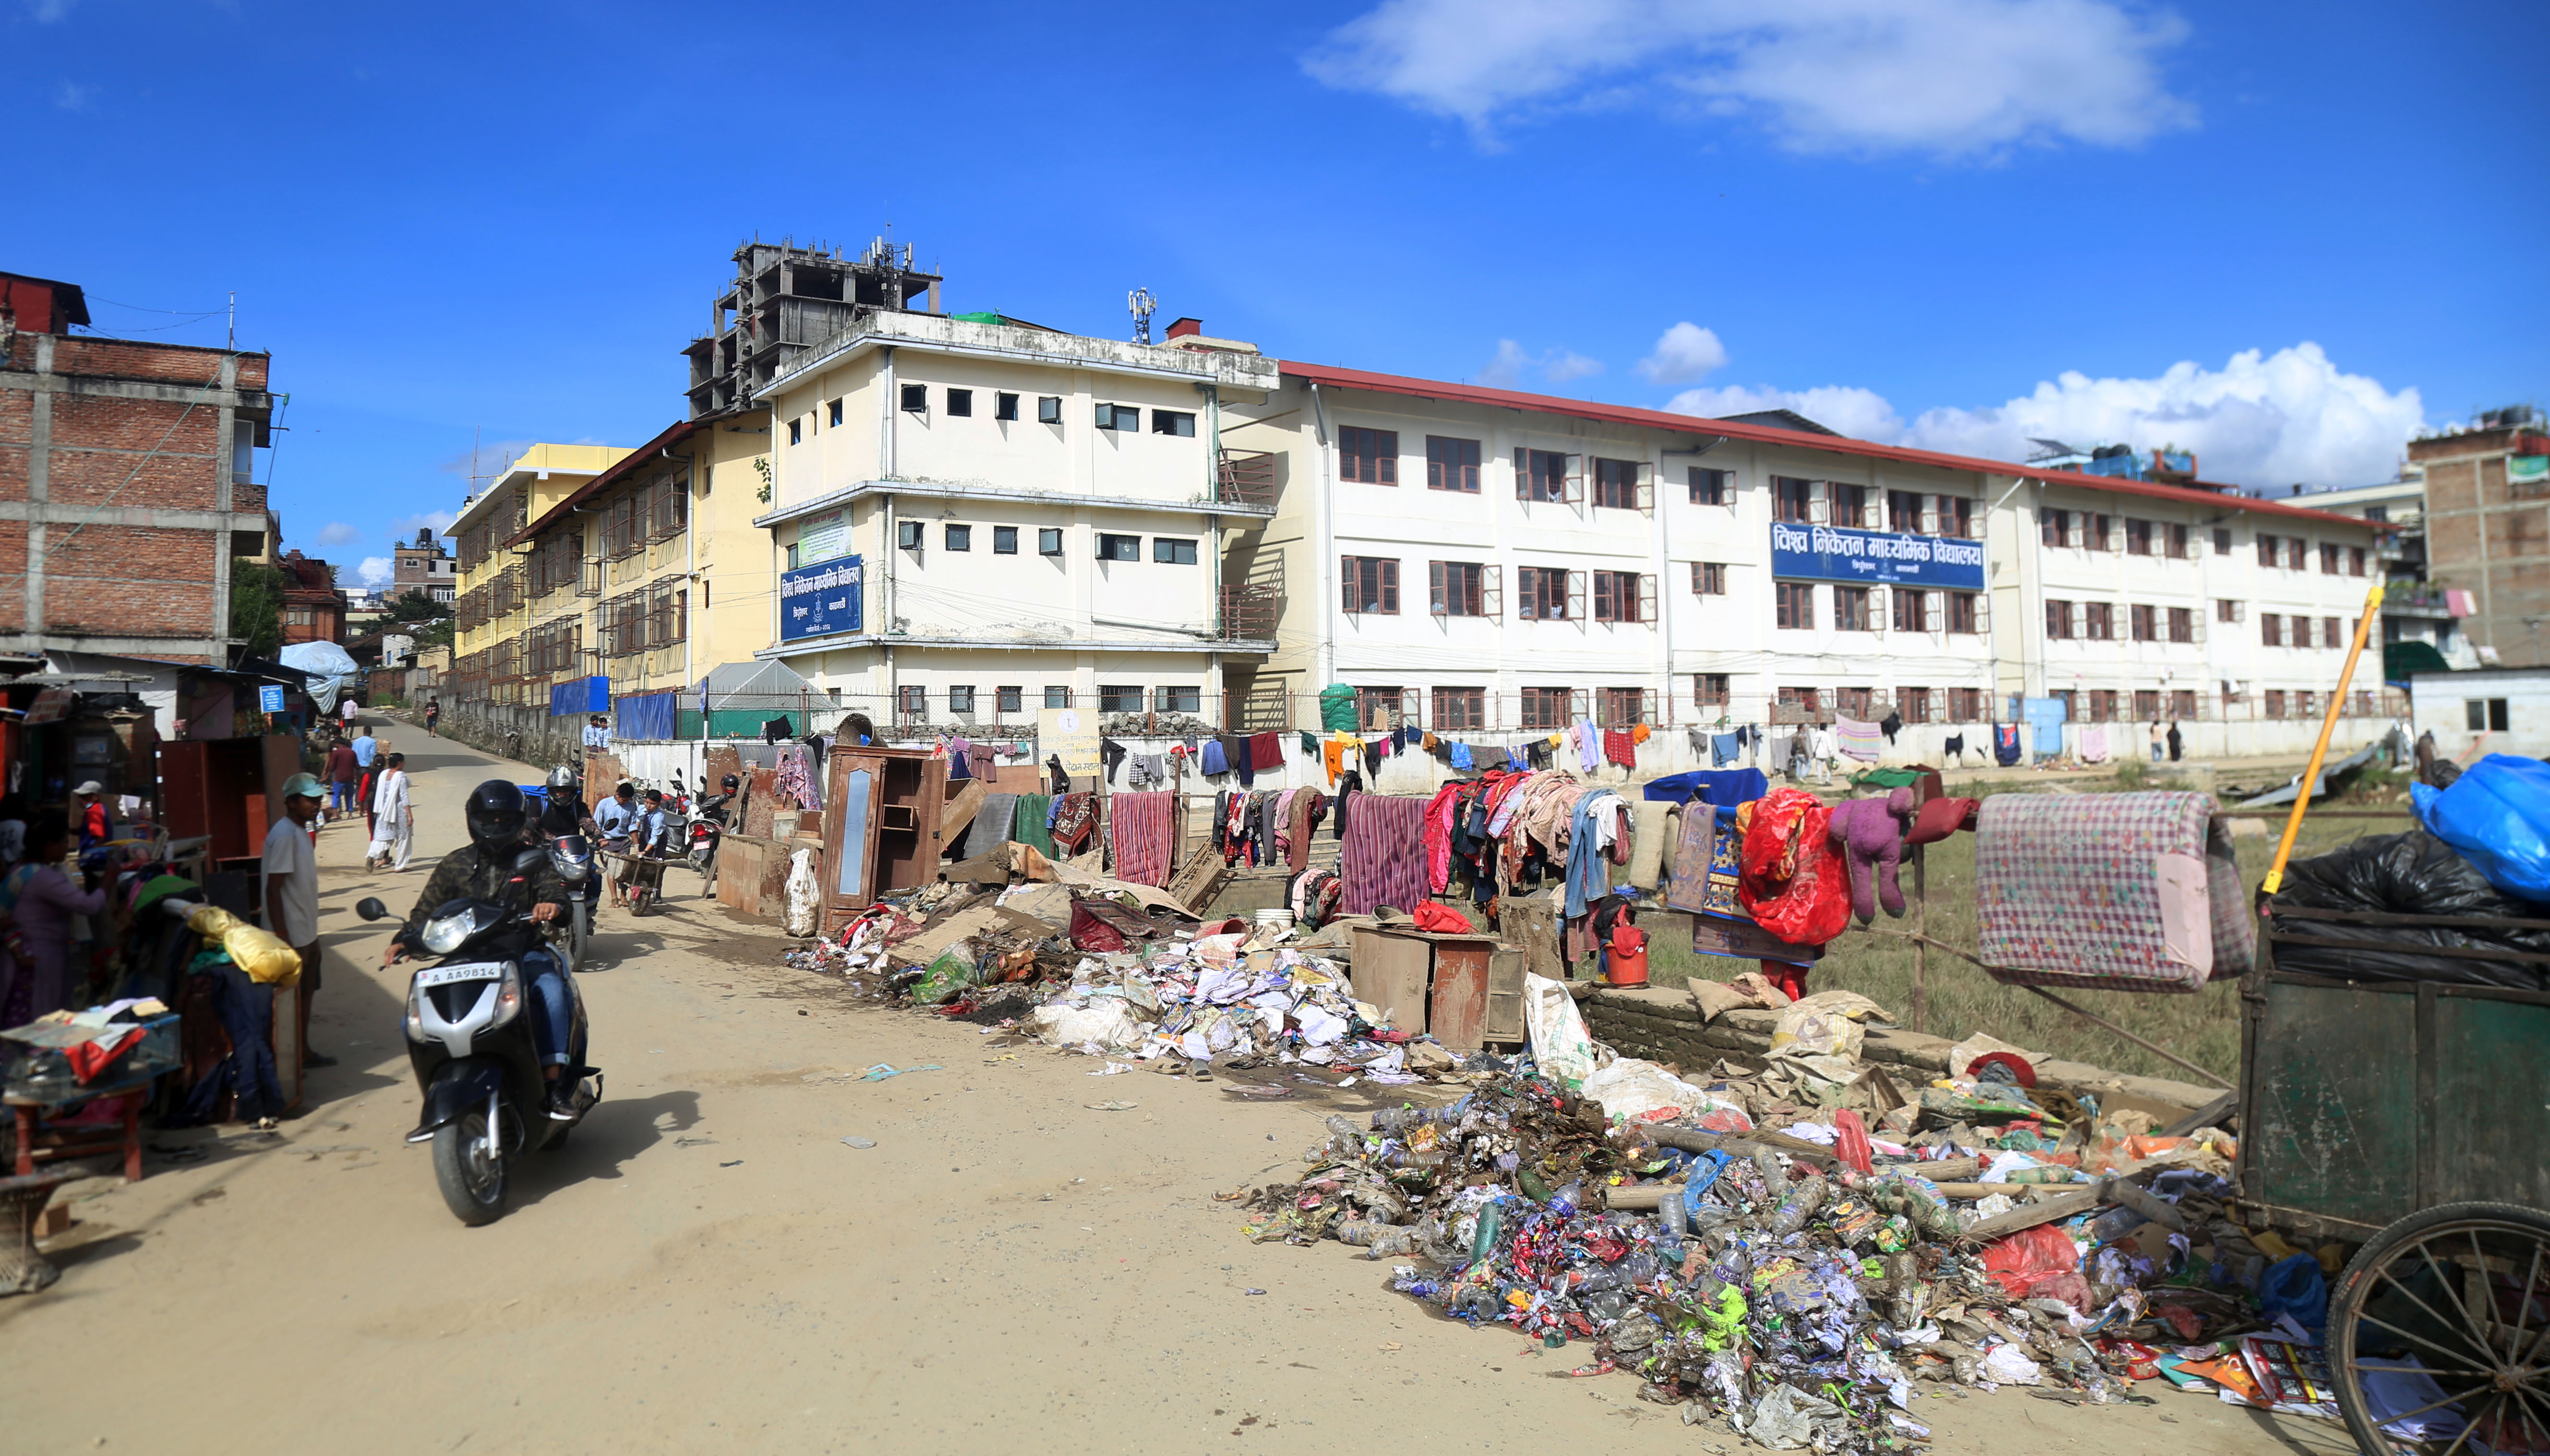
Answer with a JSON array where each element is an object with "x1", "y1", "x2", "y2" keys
[
  {"x1": 1254, "y1": 908, "x2": 1296, "y2": 931},
  {"x1": 1605, "y1": 925, "x2": 1649, "y2": 987}
]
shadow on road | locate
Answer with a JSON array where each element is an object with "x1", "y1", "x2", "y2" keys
[{"x1": 508, "y1": 1087, "x2": 701, "y2": 1210}]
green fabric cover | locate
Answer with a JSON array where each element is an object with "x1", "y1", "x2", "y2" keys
[
  {"x1": 1012, "y1": 794, "x2": 1054, "y2": 857},
  {"x1": 2384, "y1": 639, "x2": 2453, "y2": 682}
]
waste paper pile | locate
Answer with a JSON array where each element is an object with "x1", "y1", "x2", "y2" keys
[
  {"x1": 782, "y1": 869, "x2": 1459, "y2": 1079},
  {"x1": 1238, "y1": 982, "x2": 2309, "y2": 1454}
]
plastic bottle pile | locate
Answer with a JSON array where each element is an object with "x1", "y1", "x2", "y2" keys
[{"x1": 1241, "y1": 1063, "x2": 2275, "y2": 1454}]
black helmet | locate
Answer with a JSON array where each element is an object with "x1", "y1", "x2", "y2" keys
[
  {"x1": 547, "y1": 764, "x2": 577, "y2": 790},
  {"x1": 721, "y1": 774, "x2": 740, "y2": 791},
  {"x1": 464, "y1": 780, "x2": 529, "y2": 850}
]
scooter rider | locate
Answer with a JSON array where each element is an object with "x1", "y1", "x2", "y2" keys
[
  {"x1": 539, "y1": 764, "x2": 596, "y2": 838},
  {"x1": 380, "y1": 780, "x2": 580, "y2": 1118}
]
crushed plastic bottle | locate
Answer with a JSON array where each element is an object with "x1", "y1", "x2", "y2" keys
[{"x1": 1766, "y1": 1172, "x2": 1829, "y2": 1237}]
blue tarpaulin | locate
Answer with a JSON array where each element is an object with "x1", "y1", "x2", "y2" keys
[
  {"x1": 550, "y1": 675, "x2": 610, "y2": 716},
  {"x1": 615, "y1": 690, "x2": 679, "y2": 741}
]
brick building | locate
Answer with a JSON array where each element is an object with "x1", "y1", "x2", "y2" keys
[
  {"x1": 2416, "y1": 406, "x2": 2550, "y2": 667},
  {"x1": 0, "y1": 270, "x2": 277, "y2": 665},
  {"x1": 393, "y1": 526, "x2": 456, "y2": 604},
  {"x1": 276, "y1": 549, "x2": 346, "y2": 644}
]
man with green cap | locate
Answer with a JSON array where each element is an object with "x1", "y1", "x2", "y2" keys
[{"x1": 262, "y1": 772, "x2": 335, "y2": 1071}]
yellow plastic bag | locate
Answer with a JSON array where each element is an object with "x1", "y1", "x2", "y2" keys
[{"x1": 185, "y1": 904, "x2": 303, "y2": 986}]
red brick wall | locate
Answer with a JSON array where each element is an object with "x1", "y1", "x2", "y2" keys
[{"x1": 44, "y1": 525, "x2": 221, "y2": 640}]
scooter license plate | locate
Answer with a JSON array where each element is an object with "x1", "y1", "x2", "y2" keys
[{"x1": 415, "y1": 962, "x2": 505, "y2": 987}]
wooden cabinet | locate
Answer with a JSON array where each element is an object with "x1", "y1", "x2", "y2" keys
[
  {"x1": 1347, "y1": 926, "x2": 1514, "y2": 1052},
  {"x1": 820, "y1": 746, "x2": 945, "y2": 933},
  {"x1": 158, "y1": 735, "x2": 302, "y2": 864}
]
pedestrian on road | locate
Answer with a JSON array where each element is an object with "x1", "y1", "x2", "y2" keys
[
  {"x1": 582, "y1": 714, "x2": 610, "y2": 761},
  {"x1": 425, "y1": 697, "x2": 441, "y2": 737},
  {"x1": 262, "y1": 772, "x2": 334, "y2": 1072},
  {"x1": 72, "y1": 780, "x2": 115, "y2": 848},
  {"x1": 339, "y1": 695, "x2": 360, "y2": 732},
  {"x1": 324, "y1": 736, "x2": 361, "y2": 824},
  {"x1": 2167, "y1": 720, "x2": 2184, "y2": 762},
  {"x1": 352, "y1": 724, "x2": 379, "y2": 773},
  {"x1": 2148, "y1": 719, "x2": 2166, "y2": 763},
  {"x1": 367, "y1": 753, "x2": 414, "y2": 871},
  {"x1": 0, "y1": 811, "x2": 108, "y2": 1024}
]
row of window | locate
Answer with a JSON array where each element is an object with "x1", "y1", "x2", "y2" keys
[
  {"x1": 1770, "y1": 479, "x2": 1979, "y2": 537},
  {"x1": 788, "y1": 389, "x2": 1199, "y2": 443},
  {"x1": 1760, "y1": 684, "x2": 1992, "y2": 724},
  {"x1": 2259, "y1": 613, "x2": 2361, "y2": 649},
  {"x1": 891, "y1": 685, "x2": 1201, "y2": 716},
  {"x1": 2036, "y1": 516, "x2": 2374, "y2": 578},
  {"x1": 875, "y1": 522, "x2": 1200, "y2": 565},
  {"x1": 1338, "y1": 559, "x2": 1660, "y2": 622},
  {"x1": 2044, "y1": 600, "x2": 2201, "y2": 644},
  {"x1": 1770, "y1": 583, "x2": 1985, "y2": 633}
]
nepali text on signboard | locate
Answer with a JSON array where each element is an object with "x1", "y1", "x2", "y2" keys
[
  {"x1": 1768, "y1": 523, "x2": 1985, "y2": 590},
  {"x1": 780, "y1": 555, "x2": 864, "y2": 642}
]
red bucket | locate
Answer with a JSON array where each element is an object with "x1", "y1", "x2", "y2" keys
[{"x1": 1604, "y1": 925, "x2": 1649, "y2": 986}]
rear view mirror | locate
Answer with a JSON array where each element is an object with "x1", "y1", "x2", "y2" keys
[{"x1": 355, "y1": 897, "x2": 389, "y2": 922}]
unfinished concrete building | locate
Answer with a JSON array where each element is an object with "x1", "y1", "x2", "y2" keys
[
  {"x1": 2417, "y1": 404, "x2": 2550, "y2": 666},
  {"x1": 683, "y1": 238, "x2": 942, "y2": 420}
]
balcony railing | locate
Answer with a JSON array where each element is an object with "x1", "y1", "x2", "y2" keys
[
  {"x1": 1215, "y1": 449, "x2": 1277, "y2": 509},
  {"x1": 1218, "y1": 583, "x2": 1277, "y2": 643}
]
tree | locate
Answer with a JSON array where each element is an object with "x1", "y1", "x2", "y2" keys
[
  {"x1": 230, "y1": 559, "x2": 285, "y2": 660},
  {"x1": 385, "y1": 588, "x2": 455, "y2": 648}
]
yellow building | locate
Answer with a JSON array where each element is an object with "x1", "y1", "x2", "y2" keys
[
  {"x1": 500, "y1": 409, "x2": 777, "y2": 720},
  {"x1": 449, "y1": 443, "x2": 633, "y2": 704}
]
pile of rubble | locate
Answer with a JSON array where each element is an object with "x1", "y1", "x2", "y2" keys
[
  {"x1": 781, "y1": 870, "x2": 1461, "y2": 1079},
  {"x1": 1239, "y1": 984, "x2": 2278, "y2": 1453}
]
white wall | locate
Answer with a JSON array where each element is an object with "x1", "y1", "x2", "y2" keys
[{"x1": 2410, "y1": 670, "x2": 2550, "y2": 760}]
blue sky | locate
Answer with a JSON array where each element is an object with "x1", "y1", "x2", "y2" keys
[{"x1": 12, "y1": 0, "x2": 2545, "y2": 585}]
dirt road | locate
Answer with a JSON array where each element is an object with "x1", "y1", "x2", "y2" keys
[{"x1": 4, "y1": 725, "x2": 2351, "y2": 1456}]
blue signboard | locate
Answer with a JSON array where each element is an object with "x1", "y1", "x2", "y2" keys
[
  {"x1": 781, "y1": 555, "x2": 864, "y2": 642},
  {"x1": 1768, "y1": 523, "x2": 1985, "y2": 590},
  {"x1": 257, "y1": 684, "x2": 286, "y2": 713}
]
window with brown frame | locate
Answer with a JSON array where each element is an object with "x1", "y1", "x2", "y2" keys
[
  {"x1": 2046, "y1": 598, "x2": 2075, "y2": 639},
  {"x1": 2127, "y1": 519, "x2": 2154, "y2": 555},
  {"x1": 1688, "y1": 467, "x2": 1731, "y2": 505},
  {"x1": 1519, "y1": 686, "x2": 1574, "y2": 731},
  {"x1": 1354, "y1": 687, "x2": 1408, "y2": 730},
  {"x1": 1433, "y1": 687, "x2": 1485, "y2": 731},
  {"x1": 1891, "y1": 588, "x2": 1925, "y2": 633},
  {"x1": 2320, "y1": 542, "x2": 2342, "y2": 574},
  {"x1": 1831, "y1": 483, "x2": 1869, "y2": 528},
  {"x1": 1939, "y1": 495, "x2": 1975, "y2": 538},
  {"x1": 1695, "y1": 673, "x2": 1730, "y2": 709},
  {"x1": 2087, "y1": 513, "x2": 2114, "y2": 551},
  {"x1": 1887, "y1": 489, "x2": 1923, "y2": 533},
  {"x1": 1592, "y1": 458, "x2": 1645, "y2": 510},
  {"x1": 2133, "y1": 689, "x2": 2161, "y2": 721},
  {"x1": 1778, "y1": 686, "x2": 1821, "y2": 720},
  {"x1": 1691, "y1": 561, "x2": 1726, "y2": 595},
  {"x1": 1772, "y1": 476, "x2": 1814, "y2": 523},
  {"x1": 1949, "y1": 687, "x2": 1983, "y2": 722},
  {"x1": 1948, "y1": 591, "x2": 1980, "y2": 634},
  {"x1": 1836, "y1": 686, "x2": 1874, "y2": 719},
  {"x1": 2261, "y1": 613, "x2": 2285, "y2": 647},
  {"x1": 2286, "y1": 537, "x2": 2307, "y2": 570},
  {"x1": 2263, "y1": 688, "x2": 2287, "y2": 718},
  {"x1": 2085, "y1": 601, "x2": 2116, "y2": 640},
  {"x1": 2041, "y1": 508, "x2": 2071, "y2": 547},
  {"x1": 2171, "y1": 689, "x2": 2197, "y2": 719},
  {"x1": 1516, "y1": 566, "x2": 1577, "y2": 621},
  {"x1": 1425, "y1": 436, "x2": 1480, "y2": 492},
  {"x1": 1516, "y1": 448, "x2": 1570, "y2": 502},
  {"x1": 1833, "y1": 585, "x2": 1872, "y2": 631},
  {"x1": 1899, "y1": 686, "x2": 1932, "y2": 723},
  {"x1": 1597, "y1": 687, "x2": 1649, "y2": 728},
  {"x1": 1339, "y1": 426, "x2": 1397, "y2": 484},
  {"x1": 1429, "y1": 561, "x2": 1485, "y2": 616},
  {"x1": 2089, "y1": 689, "x2": 2119, "y2": 721},
  {"x1": 1775, "y1": 582, "x2": 1814, "y2": 630},
  {"x1": 1591, "y1": 571, "x2": 1651, "y2": 624},
  {"x1": 2323, "y1": 615, "x2": 2342, "y2": 648},
  {"x1": 2166, "y1": 522, "x2": 2190, "y2": 559},
  {"x1": 2257, "y1": 533, "x2": 2279, "y2": 567},
  {"x1": 2169, "y1": 606, "x2": 2195, "y2": 643},
  {"x1": 1340, "y1": 556, "x2": 1399, "y2": 614},
  {"x1": 2130, "y1": 603, "x2": 2157, "y2": 641},
  {"x1": 2348, "y1": 545, "x2": 2367, "y2": 576}
]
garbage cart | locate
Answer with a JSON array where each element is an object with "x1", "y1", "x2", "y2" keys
[{"x1": 2249, "y1": 903, "x2": 2550, "y2": 1453}]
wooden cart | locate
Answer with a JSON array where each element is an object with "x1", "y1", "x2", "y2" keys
[{"x1": 2246, "y1": 904, "x2": 2550, "y2": 1453}]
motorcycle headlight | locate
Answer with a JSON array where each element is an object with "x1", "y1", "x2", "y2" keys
[
  {"x1": 420, "y1": 909, "x2": 473, "y2": 955},
  {"x1": 404, "y1": 980, "x2": 428, "y2": 1044}
]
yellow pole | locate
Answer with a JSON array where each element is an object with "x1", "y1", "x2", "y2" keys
[{"x1": 2262, "y1": 583, "x2": 2385, "y2": 896}]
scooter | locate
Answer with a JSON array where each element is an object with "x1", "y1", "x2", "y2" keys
[
  {"x1": 686, "y1": 778, "x2": 735, "y2": 895},
  {"x1": 355, "y1": 865, "x2": 601, "y2": 1226},
  {"x1": 548, "y1": 833, "x2": 595, "y2": 972}
]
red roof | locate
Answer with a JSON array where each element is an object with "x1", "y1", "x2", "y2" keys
[
  {"x1": 1278, "y1": 360, "x2": 2375, "y2": 529},
  {"x1": 510, "y1": 418, "x2": 701, "y2": 546}
]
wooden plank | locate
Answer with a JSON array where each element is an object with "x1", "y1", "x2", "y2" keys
[
  {"x1": 1164, "y1": 852, "x2": 1231, "y2": 914},
  {"x1": 1485, "y1": 947, "x2": 1527, "y2": 1044},
  {"x1": 1348, "y1": 927, "x2": 1432, "y2": 1036},
  {"x1": 1961, "y1": 1188, "x2": 2100, "y2": 1242},
  {"x1": 938, "y1": 779, "x2": 989, "y2": 842},
  {"x1": 1430, "y1": 943, "x2": 1489, "y2": 1052}
]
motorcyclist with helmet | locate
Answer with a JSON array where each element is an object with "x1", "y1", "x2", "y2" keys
[{"x1": 380, "y1": 780, "x2": 581, "y2": 1117}]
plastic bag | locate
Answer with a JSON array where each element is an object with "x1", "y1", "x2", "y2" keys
[
  {"x1": 1739, "y1": 788, "x2": 1850, "y2": 946},
  {"x1": 1981, "y1": 1222, "x2": 2092, "y2": 1312},
  {"x1": 1026, "y1": 998, "x2": 1146, "y2": 1050},
  {"x1": 2412, "y1": 753, "x2": 2550, "y2": 900},
  {"x1": 2257, "y1": 1252, "x2": 2328, "y2": 1332},
  {"x1": 910, "y1": 943, "x2": 981, "y2": 1004},
  {"x1": 2270, "y1": 830, "x2": 2550, "y2": 991},
  {"x1": 1577, "y1": 1057, "x2": 1751, "y2": 1127},
  {"x1": 1520, "y1": 972, "x2": 1601, "y2": 1088},
  {"x1": 783, "y1": 848, "x2": 818, "y2": 937},
  {"x1": 185, "y1": 904, "x2": 301, "y2": 986}
]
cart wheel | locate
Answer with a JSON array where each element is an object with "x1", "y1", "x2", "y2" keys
[{"x1": 2331, "y1": 1200, "x2": 2550, "y2": 1456}]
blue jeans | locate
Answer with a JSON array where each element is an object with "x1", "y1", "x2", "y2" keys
[
  {"x1": 216, "y1": 964, "x2": 286, "y2": 1121},
  {"x1": 2150, "y1": 743, "x2": 2164, "y2": 762},
  {"x1": 330, "y1": 780, "x2": 356, "y2": 812},
  {"x1": 521, "y1": 948, "x2": 576, "y2": 1068}
]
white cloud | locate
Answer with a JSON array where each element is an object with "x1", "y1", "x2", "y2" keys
[
  {"x1": 1661, "y1": 341, "x2": 2426, "y2": 490},
  {"x1": 1544, "y1": 350, "x2": 1604, "y2": 382},
  {"x1": 1306, "y1": 0, "x2": 2197, "y2": 156},
  {"x1": 1900, "y1": 343, "x2": 2424, "y2": 489},
  {"x1": 354, "y1": 557, "x2": 395, "y2": 588},
  {"x1": 1637, "y1": 321, "x2": 1729, "y2": 384},
  {"x1": 53, "y1": 80, "x2": 91, "y2": 111},
  {"x1": 389, "y1": 509, "x2": 459, "y2": 537},
  {"x1": 1664, "y1": 382, "x2": 1907, "y2": 442},
  {"x1": 1479, "y1": 338, "x2": 1604, "y2": 387},
  {"x1": 314, "y1": 522, "x2": 361, "y2": 547},
  {"x1": 28, "y1": 1, "x2": 75, "y2": 23}
]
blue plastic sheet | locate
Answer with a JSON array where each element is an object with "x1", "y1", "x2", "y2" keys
[
  {"x1": 2410, "y1": 753, "x2": 2550, "y2": 900},
  {"x1": 614, "y1": 690, "x2": 679, "y2": 742}
]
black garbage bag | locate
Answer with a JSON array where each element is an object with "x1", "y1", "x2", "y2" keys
[{"x1": 2268, "y1": 830, "x2": 2550, "y2": 991}]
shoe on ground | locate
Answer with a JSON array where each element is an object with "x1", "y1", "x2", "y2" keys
[
  {"x1": 545, "y1": 1087, "x2": 577, "y2": 1121},
  {"x1": 303, "y1": 1051, "x2": 339, "y2": 1069}
]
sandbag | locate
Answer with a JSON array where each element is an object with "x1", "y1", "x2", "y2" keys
[
  {"x1": 2412, "y1": 753, "x2": 2550, "y2": 901},
  {"x1": 2268, "y1": 829, "x2": 2550, "y2": 990},
  {"x1": 185, "y1": 905, "x2": 301, "y2": 987}
]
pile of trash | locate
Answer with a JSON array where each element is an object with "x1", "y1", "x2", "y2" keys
[
  {"x1": 1239, "y1": 982, "x2": 2290, "y2": 1453},
  {"x1": 781, "y1": 871, "x2": 1462, "y2": 1079}
]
